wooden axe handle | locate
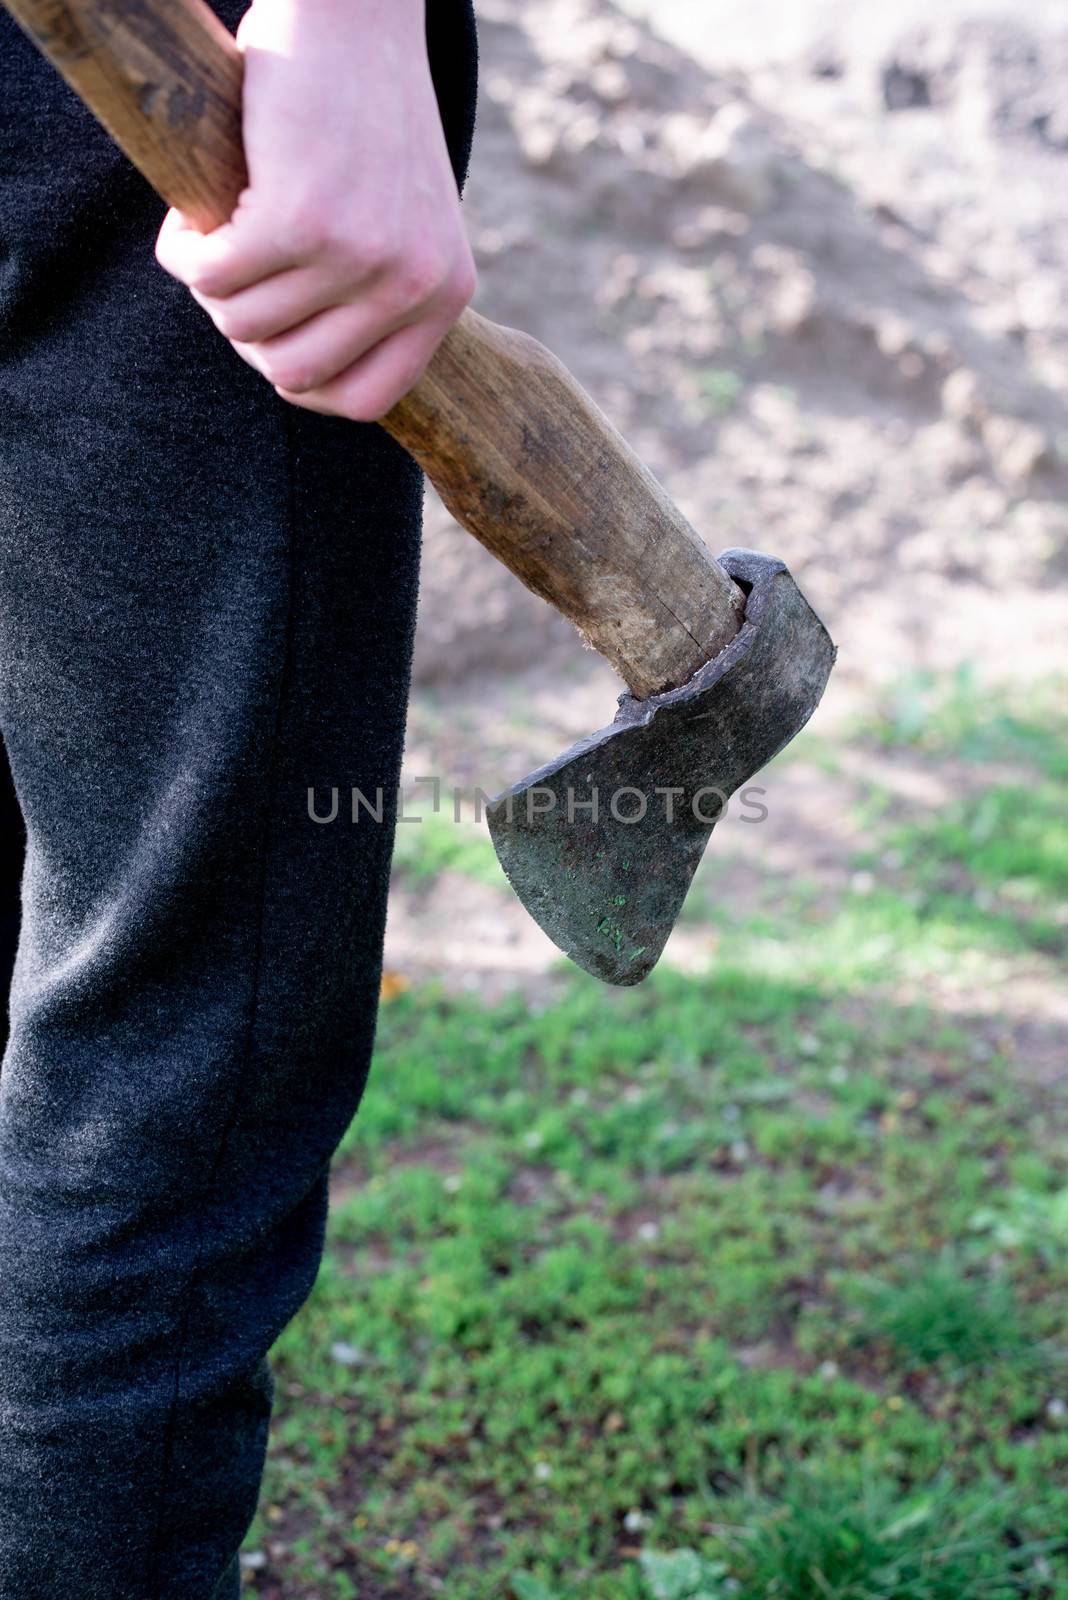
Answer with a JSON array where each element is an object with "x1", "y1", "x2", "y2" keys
[{"x1": 3, "y1": 0, "x2": 745, "y2": 698}]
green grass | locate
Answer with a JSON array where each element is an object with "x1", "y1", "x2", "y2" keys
[
  {"x1": 679, "y1": 1472, "x2": 1049, "y2": 1600},
  {"x1": 241, "y1": 673, "x2": 1068, "y2": 1598},
  {"x1": 390, "y1": 807, "x2": 505, "y2": 888},
  {"x1": 845, "y1": 1256, "x2": 1033, "y2": 1374},
  {"x1": 852, "y1": 674, "x2": 1068, "y2": 966},
  {"x1": 861, "y1": 665, "x2": 1068, "y2": 780},
  {"x1": 698, "y1": 367, "x2": 744, "y2": 416},
  {"x1": 509, "y1": 1474, "x2": 1056, "y2": 1600}
]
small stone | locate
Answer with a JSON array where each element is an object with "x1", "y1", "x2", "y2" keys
[
  {"x1": 672, "y1": 204, "x2": 749, "y2": 251},
  {"x1": 942, "y1": 368, "x2": 984, "y2": 426},
  {"x1": 769, "y1": 266, "x2": 819, "y2": 334},
  {"x1": 1032, "y1": 108, "x2": 1068, "y2": 151},
  {"x1": 662, "y1": 106, "x2": 779, "y2": 212},
  {"x1": 590, "y1": 61, "x2": 629, "y2": 103},
  {"x1": 881, "y1": 62, "x2": 931, "y2": 112},
  {"x1": 874, "y1": 314, "x2": 912, "y2": 358},
  {"x1": 982, "y1": 415, "x2": 1050, "y2": 487},
  {"x1": 331, "y1": 1341, "x2": 366, "y2": 1367},
  {"x1": 811, "y1": 51, "x2": 844, "y2": 80}
]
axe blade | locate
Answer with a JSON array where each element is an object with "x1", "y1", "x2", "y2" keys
[{"x1": 486, "y1": 550, "x2": 836, "y2": 985}]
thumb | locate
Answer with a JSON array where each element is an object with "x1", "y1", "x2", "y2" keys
[
  {"x1": 154, "y1": 194, "x2": 300, "y2": 298},
  {"x1": 154, "y1": 205, "x2": 234, "y2": 286}
]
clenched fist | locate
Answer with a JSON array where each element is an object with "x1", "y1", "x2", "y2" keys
[{"x1": 155, "y1": 0, "x2": 476, "y2": 421}]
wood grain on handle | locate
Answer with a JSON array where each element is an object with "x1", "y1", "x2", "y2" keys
[
  {"x1": 3, "y1": 0, "x2": 746, "y2": 697},
  {"x1": 4, "y1": 0, "x2": 247, "y2": 229},
  {"x1": 383, "y1": 321, "x2": 745, "y2": 696}
]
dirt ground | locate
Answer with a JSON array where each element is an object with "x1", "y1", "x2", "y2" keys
[{"x1": 387, "y1": 0, "x2": 1067, "y2": 1027}]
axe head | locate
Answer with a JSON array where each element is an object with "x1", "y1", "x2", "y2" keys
[{"x1": 486, "y1": 550, "x2": 836, "y2": 984}]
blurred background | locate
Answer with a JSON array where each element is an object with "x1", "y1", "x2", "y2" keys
[{"x1": 245, "y1": 1, "x2": 1068, "y2": 1594}]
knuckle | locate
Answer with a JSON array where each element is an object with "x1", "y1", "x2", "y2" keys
[
  {"x1": 392, "y1": 248, "x2": 449, "y2": 310},
  {"x1": 273, "y1": 207, "x2": 332, "y2": 262},
  {"x1": 291, "y1": 212, "x2": 398, "y2": 279},
  {"x1": 275, "y1": 216, "x2": 408, "y2": 288},
  {"x1": 345, "y1": 228, "x2": 397, "y2": 280},
  {"x1": 267, "y1": 358, "x2": 315, "y2": 394},
  {"x1": 445, "y1": 253, "x2": 478, "y2": 316}
]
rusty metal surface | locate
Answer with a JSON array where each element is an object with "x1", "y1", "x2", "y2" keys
[{"x1": 486, "y1": 549, "x2": 836, "y2": 985}]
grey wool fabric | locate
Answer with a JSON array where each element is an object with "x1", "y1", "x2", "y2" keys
[{"x1": 0, "y1": 4, "x2": 478, "y2": 1594}]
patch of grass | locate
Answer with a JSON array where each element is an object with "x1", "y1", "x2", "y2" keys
[
  {"x1": 969, "y1": 1187, "x2": 1068, "y2": 1265},
  {"x1": 241, "y1": 966, "x2": 1068, "y2": 1597},
  {"x1": 862, "y1": 663, "x2": 1068, "y2": 780},
  {"x1": 240, "y1": 675, "x2": 1068, "y2": 1597},
  {"x1": 698, "y1": 367, "x2": 744, "y2": 415},
  {"x1": 687, "y1": 871, "x2": 1058, "y2": 982},
  {"x1": 713, "y1": 1471, "x2": 1051, "y2": 1600},
  {"x1": 730, "y1": 671, "x2": 1068, "y2": 969},
  {"x1": 846, "y1": 1257, "x2": 1031, "y2": 1373},
  {"x1": 636, "y1": 1547, "x2": 728, "y2": 1599},
  {"x1": 514, "y1": 1475, "x2": 1054, "y2": 1599},
  {"x1": 857, "y1": 755, "x2": 1068, "y2": 963},
  {"x1": 390, "y1": 807, "x2": 505, "y2": 888}
]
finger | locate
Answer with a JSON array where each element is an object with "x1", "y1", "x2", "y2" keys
[
  {"x1": 199, "y1": 235, "x2": 474, "y2": 349},
  {"x1": 224, "y1": 339, "x2": 274, "y2": 381},
  {"x1": 154, "y1": 202, "x2": 306, "y2": 297},
  {"x1": 192, "y1": 266, "x2": 356, "y2": 346},
  {"x1": 236, "y1": 298, "x2": 421, "y2": 394},
  {"x1": 274, "y1": 319, "x2": 447, "y2": 421}
]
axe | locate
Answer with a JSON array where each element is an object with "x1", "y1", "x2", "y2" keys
[{"x1": 4, "y1": 0, "x2": 835, "y2": 984}]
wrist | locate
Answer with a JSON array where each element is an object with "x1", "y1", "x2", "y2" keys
[
  {"x1": 238, "y1": 0, "x2": 429, "y2": 77},
  {"x1": 241, "y1": 0, "x2": 424, "y2": 29}
]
